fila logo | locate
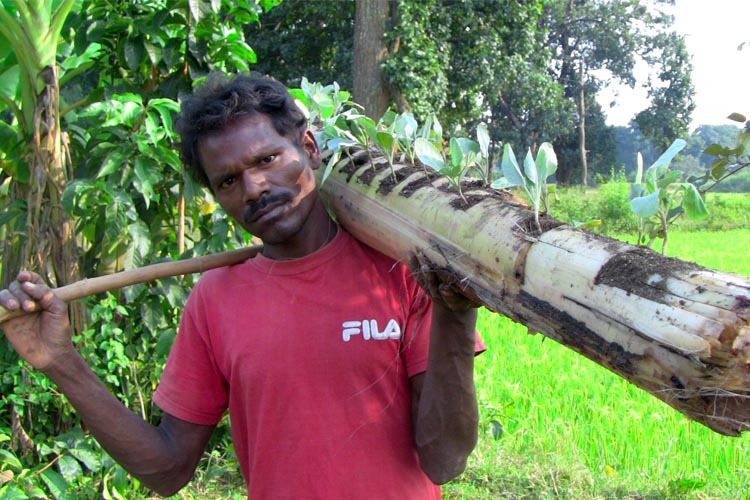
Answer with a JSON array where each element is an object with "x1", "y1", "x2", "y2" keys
[{"x1": 342, "y1": 319, "x2": 402, "y2": 342}]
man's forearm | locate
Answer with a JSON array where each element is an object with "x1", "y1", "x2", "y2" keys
[
  {"x1": 43, "y1": 351, "x2": 199, "y2": 495},
  {"x1": 414, "y1": 306, "x2": 479, "y2": 484}
]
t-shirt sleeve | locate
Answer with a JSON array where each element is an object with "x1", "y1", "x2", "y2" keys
[
  {"x1": 153, "y1": 291, "x2": 229, "y2": 426},
  {"x1": 400, "y1": 273, "x2": 487, "y2": 378},
  {"x1": 400, "y1": 284, "x2": 434, "y2": 378}
]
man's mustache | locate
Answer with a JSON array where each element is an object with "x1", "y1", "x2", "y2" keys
[{"x1": 244, "y1": 193, "x2": 292, "y2": 224}]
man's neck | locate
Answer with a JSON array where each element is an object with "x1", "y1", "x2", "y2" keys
[{"x1": 261, "y1": 213, "x2": 338, "y2": 261}]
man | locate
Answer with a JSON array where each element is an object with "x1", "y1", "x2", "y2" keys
[{"x1": 0, "y1": 74, "x2": 484, "y2": 499}]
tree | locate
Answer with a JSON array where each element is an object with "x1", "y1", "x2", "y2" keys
[
  {"x1": 243, "y1": 0, "x2": 354, "y2": 90},
  {"x1": 353, "y1": 0, "x2": 391, "y2": 119},
  {"x1": 247, "y1": 0, "x2": 392, "y2": 120},
  {"x1": 634, "y1": 31, "x2": 695, "y2": 151},
  {"x1": 243, "y1": 0, "x2": 694, "y2": 188},
  {"x1": 384, "y1": 0, "x2": 565, "y2": 165},
  {"x1": 555, "y1": 97, "x2": 617, "y2": 184},
  {"x1": 541, "y1": 0, "x2": 692, "y2": 184}
]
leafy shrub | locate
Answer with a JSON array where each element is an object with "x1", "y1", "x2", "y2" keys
[
  {"x1": 551, "y1": 187, "x2": 750, "y2": 235},
  {"x1": 673, "y1": 192, "x2": 750, "y2": 231},
  {"x1": 706, "y1": 168, "x2": 750, "y2": 193},
  {"x1": 550, "y1": 181, "x2": 638, "y2": 235}
]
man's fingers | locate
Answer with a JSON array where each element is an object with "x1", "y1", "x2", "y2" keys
[
  {"x1": 1, "y1": 271, "x2": 46, "y2": 311},
  {"x1": 413, "y1": 259, "x2": 440, "y2": 297},
  {"x1": 20, "y1": 281, "x2": 65, "y2": 314},
  {"x1": 16, "y1": 270, "x2": 42, "y2": 283},
  {"x1": 7, "y1": 280, "x2": 35, "y2": 311},
  {"x1": 0, "y1": 288, "x2": 20, "y2": 310}
]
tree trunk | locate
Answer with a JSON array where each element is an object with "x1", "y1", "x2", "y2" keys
[
  {"x1": 318, "y1": 149, "x2": 750, "y2": 437},
  {"x1": 353, "y1": 0, "x2": 390, "y2": 120},
  {"x1": 36, "y1": 66, "x2": 80, "y2": 293},
  {"x1": 1, "y1": 65, "x2": 82, "y2": 327},
  {"x1": 579, "y1": 59, "x2": 588, "y2": 186}
]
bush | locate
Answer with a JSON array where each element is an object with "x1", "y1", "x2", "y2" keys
[
  {"x1": 550, "y1": 181, "x2": 638, "y2": 235},
  {"x1": 550, "y1": 185, "x2": 750, "y2": 235},
  {"x1": 707, "y1": 168, "x2": 750, "y2": 193},
  {"x1": 673, "y1": 192, "x2": 750, "y2": 231}
]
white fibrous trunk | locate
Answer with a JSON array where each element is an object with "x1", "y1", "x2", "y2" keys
[{"x1": 318, "y1": 150, "x2": 750, "y2": 436}]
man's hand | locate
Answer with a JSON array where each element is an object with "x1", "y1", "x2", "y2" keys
[
  {"x1": 2, "y1": 272, "x2": 212, "y2": 497},
  {"x1": 407, "y1": 251, "x2": 480, "y2": 313},
  {"x1": 407, "y1": 250, "x2": 481, "y2": 483},
  {"x1": 0, "y1": 271, "x2": 73, "y2": 371}
]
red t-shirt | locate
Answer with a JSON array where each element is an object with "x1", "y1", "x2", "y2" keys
[{"x1": 154, "y1": 229, "x2": 482, "y2": 499}]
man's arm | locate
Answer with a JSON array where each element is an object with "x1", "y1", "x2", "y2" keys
[
  {"x1": 0, "y1": 272, "x2": 214, "y2": 496},
  {"x1": 408, "y1": 256, "x2": 480, "y2": 485}
]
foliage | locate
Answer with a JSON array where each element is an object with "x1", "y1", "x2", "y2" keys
[
  {"x1": 0, "y1": 1, "x2": 279, "y2": 498},
  {"x1": 629, "y1": 139, "x2": 708, "y2": 254},
  {"x1": 678, "y1": 124, "x2": 741, "y2": 172},
  {"x1": 613, "y1": 123, "x2": 746, "y2": 186},
  {"x1": 244, "y1": 0, "x2": 354, "y2": 90},
  {"x1": 0, "y1": 0, "x2": 75, "y2": 137},
  {"x1": 699, "y1": 113, "x2": 750, "y2": 193},
  {"x1": 617, "y1": 113, "x2": 750, "y2": 253},
  {"x1": 492, "y1": 143, "x2": 558, "y2": 231},
  {"x1": 382, "y1": 0, "x2": 451, "y2": 119},
  {"x1": 296, "y1": 79, "x2": 555, "y2": 213},
  {"x1": 0, "y1": 0, "x2": 80, "y2": 298},
  {"x1": 414, "y1": 121, "x2": 491, "y2": 202},
  {"x1": 634, "y1": 31, "x2": 695, "y2": 152},
  {"x1": 238, "y1": 0, "x2": 693, "y2": 188},
  {"x1": 0, "y1": 426, "x2": 140, "y2": 500},
  {"x1": 551, "y1": 181, "x2": 637, "y2": 235}
]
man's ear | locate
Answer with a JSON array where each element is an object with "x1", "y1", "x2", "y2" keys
[{"x1": 301, "y1": 129, "x2": 322, "y2": 169}]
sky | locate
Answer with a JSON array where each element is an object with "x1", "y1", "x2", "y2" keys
[{"x1": 597, "y1": 0, "x2": 750, "y2": 129}]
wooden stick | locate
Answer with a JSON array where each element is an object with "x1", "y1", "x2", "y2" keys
[{"x1": 0, "y1": 245, "x2": 262, "y2": 324}]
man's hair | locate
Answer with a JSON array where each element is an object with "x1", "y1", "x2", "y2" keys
[{"x1": 176, "y1": 73, "x2": 308, "y2": 189}]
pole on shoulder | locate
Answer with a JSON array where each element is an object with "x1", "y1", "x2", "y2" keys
[{"x1": 0, "y1": 245, "x2": 262, "y2": 324}]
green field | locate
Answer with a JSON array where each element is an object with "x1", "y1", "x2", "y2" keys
[{"x1": 443, "y1": 229, "x2": 750, "y2": 500}]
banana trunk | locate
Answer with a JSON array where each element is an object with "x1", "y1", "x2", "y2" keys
[{"x1": 318, "y1": 151, "x2": 750, "y2": 436}]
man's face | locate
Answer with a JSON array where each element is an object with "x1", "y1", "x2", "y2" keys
[{"x1": 199, "y1": 114, "x2": 323, "y2": 252}]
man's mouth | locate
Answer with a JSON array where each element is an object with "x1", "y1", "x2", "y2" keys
[{"x1": 245, "y1": 194, "x2": 291, "y2": 224}]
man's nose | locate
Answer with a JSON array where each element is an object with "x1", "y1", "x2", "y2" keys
[{"x1": 241, "y1": 169, "x2": 268, "y2": 202}]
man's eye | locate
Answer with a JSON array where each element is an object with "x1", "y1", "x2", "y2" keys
[
  {"x1": 261, "y1": 155, "x2": 276, "y2": 164},
  {"x1": 219, "y1": 176, "x2": 236, "y2": 188}
]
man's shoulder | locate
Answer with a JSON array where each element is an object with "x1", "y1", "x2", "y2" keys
[
  {"x1": 340, "y1": 230, "x2": 419, "y2": 292},
  {"x1": 342, "y1": 230, "x2": 406, "y2": 271},
  {"x1": 191, "y1": 258, "x2": 251, "y2": 294}
]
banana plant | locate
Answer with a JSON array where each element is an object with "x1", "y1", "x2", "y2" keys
[
  {"x1": 368, "y1": 111, "x2": 419, "y2": 179},
  {"x1": 0, "y1": 0, "x2": 80, "y2": 289},
  {"x1": 0, "y1": 0, "x2": 75, "y2": 138}
]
